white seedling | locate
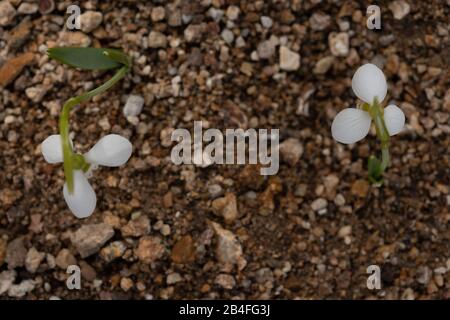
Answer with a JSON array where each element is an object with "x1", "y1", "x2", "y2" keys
[
  {"x1": 332, "y1": 63, "x2": 405, "y2": 144},
  {"x1": 44, "y1": 47, "x2": 132, "y2": 218},
  {"x1": 42, "y1": 134, "x2": 132, "y2": 218},
  {"x1": 331, "y1": 63, "x2": 406, "y2": 183}
]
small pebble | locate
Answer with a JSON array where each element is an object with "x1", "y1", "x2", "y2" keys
[
  {"x1": 123, "y1": 95, "x2": 144, "y2": 118},
  {"x1": 226, "y1": 6, "x2": 240, "y2": 21},
  {"x1": 328, "y1": 32, "x2": 349, "y2": 57},
  {"x1": 389, "y1": 0, "x2": 411, "y2": 20},
  {"x1": 17, "y1": 3, "x2": 38, "y2": 14},
  {"x1": 151, "y1": 6, "x2": 165, "y2": 22},
  {"x1": 261, "y1": 16, "x2": 273, "y2": 28},
  {"x1": 279, "y1": 46, "x2": 300, "y2": 71},
  {"x1": 79, "y1": 11, "x2": 103, "y2": 33},
  {"x1": 0, "y1": 1, "x2": 16, "y2": 26}
]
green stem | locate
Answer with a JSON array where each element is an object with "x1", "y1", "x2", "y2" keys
[
  {"x1": 368, "y1": 97, "x2": 390, "y2": 181},
  {"x1": 60, "y1": 65, "x2": 129, "y2": 193},
  {"x1": 381, "y1": 145, "x2": 389, "y2": 172}
]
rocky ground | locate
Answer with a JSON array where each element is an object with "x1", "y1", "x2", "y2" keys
[{"x1": 0, "y1": 0, "x2": 449, "y2": 300}]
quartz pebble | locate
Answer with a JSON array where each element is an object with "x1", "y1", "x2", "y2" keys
[
  {"x1": 135, "y1": 236, "x2": 165, "y2": 263},
  {"x1": 314, "y1": 56, "x2": 334, "y2": 74},
  {"x1": 79, "y1": 11, "x2": 103, "y2": 33},
  {"x1": 151, "y1": 6, "x2": 165, "y2": 22},
  {"x1": 0, "y1": 270, "x2": 16, "y2": 295},
  {"x1": 166, "y1": 272, "x2": 183, "y2": 284},
  {"x1": 25, "y1": 85, "x2": 48, "y2": 103},
  {"x1": 338, "y1": 226, "x2": 352, "y2": 238},
  {"x1": 279, "y1": 138, "x2": 303, "y2": 166},
  {"x1": 329, "y1": 32, "x2": 349, "y2": 57},
  {"x1": 121, "y1": 215, "x2": 150, "y2": 237},
  {"x1": 58, "y1": 31, "x2": 91, "y2": 47},
  {"x1": 7, "y1": 279, "x2": 35, "y2": 298},
  {"x1": 309, "y1": 12, "x2": 331, "y2": 31},
  {"x1": 226, "y1": 6, "x2": 240, "y2": 21},
  {"x1": 100, "y1": 241, "x2": 126, "y2": 262},
  {"x1": 17, "y1": 3, "x2": 38, "y2": 14},
  {"x1": 71, "y1": 224, "x2": 114, "y2": 258},
  {"x1": 279, "y1": 46, "x2": 300, "y2": 71},
  {"x1": 5, "y1": 237, "x2": 27, "y2": 269},
  {"x1": 212, "y1": 192, "x2": 239, "y2": 223},
  {"x1": 221, "y1": 29, "x2": 234, "y2": 45},
  {"x1": 215, "y1": 274, "x2": 236, "y2": 289},
  {"x1": 211, "y1": 222, "x2": 246, "y2": 272},
  {"x1": 389, "y1": 0, "x2": 411, "y2": 20},
  {"x1": 123, "y1": 95, "x2": 144, "y2": 118},
  {"x1": 55, "y1": 249, "x2": 77, "y2": 269},
  {"x1": 311, "y1": 198, "x2": 327, "y2": 212},
  {"x1": 257, "y1": 40, "x2": 276, "y2": 60},
  {"x1": 25, "y1": 247, "x2": 45, "y2": 273},
  {"x1": 148, "y1": 31, "x2": 167, "y2": 48},
  {"x1": 261, "y1": 16, "x2": 273, "y2": 29},
  {"x1": 0, "y1": 1, "x2": 16, "y2": 26}
]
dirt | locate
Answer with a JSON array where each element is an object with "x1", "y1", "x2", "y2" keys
[{"x1": 0, "y1": 0, "x2": 449, "y2": 300}]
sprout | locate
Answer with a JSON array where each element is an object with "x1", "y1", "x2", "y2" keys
[
  {"x1": 42, "y1": 47, "x2": 132, "y2": 218},
  {"x1": 42, "y1": 134, "x2": 132, "y2": 218},
  {"x1": 331, "y1": 63, "x2": 406, "y2": 184}
]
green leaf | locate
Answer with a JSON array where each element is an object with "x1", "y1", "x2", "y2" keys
[
  {"x1": 47, "y1": 47, "x2": 123, "y2": 70},
  {"x1": 102, "y1": 49, "x2": 132, "y2": 67},
  {"x1": 368, "y1": 156, "x2": 383, "y2": 185}
]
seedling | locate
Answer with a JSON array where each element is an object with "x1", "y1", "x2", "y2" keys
[
  {"x1": 41, "y1": 47, "x2": 133, "y2": 218},
  {"x1": 331, "y1": 63, "x2": 405, "y2": 184}
]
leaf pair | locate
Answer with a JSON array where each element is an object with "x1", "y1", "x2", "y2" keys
[{"x1": 47, "y1": 47, "x2": 131, "y2": 70}]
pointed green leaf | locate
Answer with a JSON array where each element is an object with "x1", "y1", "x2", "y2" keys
[
  {"x1": 102, "y1": 49, "x2": 132, "y2": 67},
  {"x1": 47, "y1": 47, "x2": 122, "y2": 70}
]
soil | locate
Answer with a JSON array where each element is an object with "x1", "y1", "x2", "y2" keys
[{"x1": 0, "y1": 0, "x2": 449, "y2": 299}]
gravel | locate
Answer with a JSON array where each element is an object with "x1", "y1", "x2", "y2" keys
[
  {"x1": 0, "y1": 0, "x2": 448, "y2": 300},
  {"x1": 314, "y1": 56, "x2": 335, "y2": 74},
  {"x1": 70, "y1": 224, "x2": 114, "y2": 258},
  {"x1": 0, "y1": 1, "x2": 16, "y2": 26},
  {"x1": 311, "y1": 198, "x2": 328, "y2": 212},
  {"x1": 151, "y1": 7, "x2": 165, "y2": 22},
  {"x1": 5, "y1": 237, "x2": 26, "y2": 269},
  {"x1": 121, "y1": 215, "x2": 151, "y2": 237},
  {"x1": 279, "y1": 138, "x2": 304, "y2": 166},
  {"x1": 135, "y1": 236, "x2": 165, "y2": 264},
  {"x1": 328, "y1": 32, "x2": 349, "y2": 57},
  {"x1": 260, "y1": 16, "x2": 273, "y2": 29},
  {"x1": 211, "y1": 222, "x2": 246, "y2": 272},
  {"x1": 211, "y1": 192, "x2": 239, "y2": 223},
  {"x1": 148, "y1": 31, "x2": 167, "y2": 48},
  {"x1": 389, "y1": 0, "x2": 411, "y2": 20},
  {"x1": 257, "y1": 40, "x2": 276, "y2": 60},
  {"x1": 0, "y1": 270, "x2": 16, "y2": 295},
  {"x1": 123, "y1": 94, "x2": 144, "y2": 118},
  {"x1": 55, "y1": 248, "x2": 77, "y2": 270},
  {"x1": 279, "y1": 46, "x2": 301, "y2": 71},
  {"x1": 25, "y1": 247, "x2": 45, "y2": 273},
  {"x1": 79, "y1": 11, "x2": 103, "y2": 33},
  {"x1": 309, "y1": 12, "x2": 331, "y2": 31},
  {"x1": 17, "y1": 3, "x2": 38, "y2": 14},
  {"x1": 7, "y1": 280, "x2": 35, "y2": 298}
]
